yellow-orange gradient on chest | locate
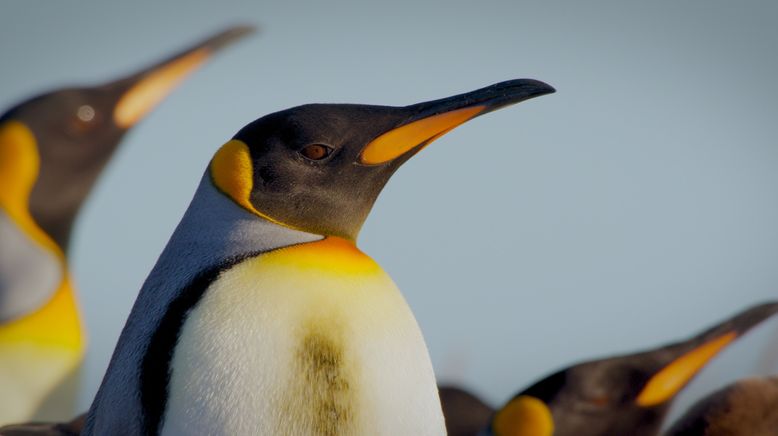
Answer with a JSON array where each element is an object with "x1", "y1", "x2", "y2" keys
[
  {"x1": 267, "y1": 237, "x2": 381, "y2": 274},
  {"x1": 211, "y1": 237, "x2": 399, "y2": 326},
  {"x1": 165, "y1": 236, "x2": 445, "y2": 435}
]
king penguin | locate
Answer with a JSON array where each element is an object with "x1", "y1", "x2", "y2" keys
[
  {"x1": 473, "y1": 301, "x2": 778, "y2": 436},
  {"x1": 82, "y1": 79, "x2": 555, "y2": 435},
  {"x1": 0, "y1": 25, "x2": 254, "y2": 424}
]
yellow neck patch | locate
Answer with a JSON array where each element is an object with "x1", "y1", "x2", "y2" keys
[
  {"x1": 493, "y1": 395, "x2": 554, "y2": 436},
  {"x1": 0, "y1": 121, "x2": 63, "y2": 260},
  {"x1": 0, "y1": 276, "x2": 84, "y2": 349},
  {"x1": 263, "y1": 237, "x2": 380, "y2": 276},
  {"x1": 636, "y1": 332, "x2": 737, "y2": 406}
]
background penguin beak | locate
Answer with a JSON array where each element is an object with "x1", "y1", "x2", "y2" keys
[
  {"x1": 112, "y1": 25, "x2": 255, "y2": 128},
  {"x1": 359, "y1": 79, "x2": 555, "y2": 165},
  {"x1": 635, "y1": 301, "x2": 778, "y2": 407}
]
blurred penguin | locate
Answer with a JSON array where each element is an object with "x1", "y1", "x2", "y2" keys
[
  {"x1": 0, "y1": 25, "x2": 254, "y2": 424},
  {"x1": 440, "y1": 302, "x2": 778, "y2": 436}
]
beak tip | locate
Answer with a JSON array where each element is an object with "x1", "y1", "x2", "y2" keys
[
  {"x1": 225, "y1": 24, "x2": 259, "y2": 39},
  {"x1": 538, "y1": 81, "x2": 556, "y2": 95},
  {"x1": 201, "y1": 24, "x2": 258, "y2": 53},
  {"x1": 111, "y1": 24, "x2": 258, "y2": 128},
  {"x1": 471, "y1": 78, "x2": 556, "y2": 112},
  {"x1": 510, "y1": 78, "x2": 556, "y2": 97}
]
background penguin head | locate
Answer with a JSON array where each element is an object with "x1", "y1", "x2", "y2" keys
[
  {"x1": 0, "y1": 25, "x2": 253, "y2": 251},
  {"x1": 485, "y1": 301, "x2": 778, "y2": 436},
  {"x1": 211, "y1": 79, "x2": 555, "y2": 241}
]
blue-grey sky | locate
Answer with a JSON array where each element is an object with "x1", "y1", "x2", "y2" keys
[{"x1": 2, "y1": 0, "x2": 778, "y2": 424}]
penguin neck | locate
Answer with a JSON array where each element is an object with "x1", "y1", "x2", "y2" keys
[
  {"x1": 163, "y1": 172, "x2": 325, "y2": 273},
  {"x1": 0, "y1": 120, "x2": 65, "y2": 261},
  {"x1": 0, "y1": 120, "x2": 73, "y2": 325},
  {"x1": 84, "y1": 173, "x2": 326, "y2": 435}
]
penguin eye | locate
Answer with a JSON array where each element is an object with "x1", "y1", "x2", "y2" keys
[
  {"x1": 77, "y1": 105, "x2": 96, "y2": 123},
  {"x1": 299, "y1": 144, "x2": 333, "y2": 161},
  {"x1": 69, "y1": 104, "x2": 98, "y2": 134},
  {"x1": 589, "y1": 395, "x2": 610, "y2": 407}
]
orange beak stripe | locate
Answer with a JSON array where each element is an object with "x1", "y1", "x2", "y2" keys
[
  {"x1": 636, "y1": 332, "x2": 737, "y2": 407},
  {"x1": 113, "y1": 49, "x2": 210, "y2": 128},
  {"x1": 359, "y1": 105, "x2": 485, "y2": 165}
]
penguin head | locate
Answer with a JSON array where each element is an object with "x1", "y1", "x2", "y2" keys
[
  {"x1": 488, "y1": 301, "x2": 778, "y2": 436},
  {"x1": 210, "y1": 79, "x2": 555, "y2": 240},
  {"x1": 0, "y1": 26, "x2": 253, "y2": 250}
]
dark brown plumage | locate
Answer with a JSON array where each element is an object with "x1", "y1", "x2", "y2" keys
[
  {"x1": 439, "y1": 385, "x2": 495, "y2": 436},
  {"x1": 665, "y1": 376, "x2": 778, "y2": 436}
]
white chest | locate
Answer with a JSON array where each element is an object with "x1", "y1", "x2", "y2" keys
[
  {"x1": 0, "y1": 209, "x2": 61, "y2": 322},
  {"x1": 161, "y1": 239, "x2": 445, "y2": 436}
]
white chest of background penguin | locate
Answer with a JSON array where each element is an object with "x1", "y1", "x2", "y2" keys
[{"x1": 84, "y1": 79, "x2": 555, "y2": 435}]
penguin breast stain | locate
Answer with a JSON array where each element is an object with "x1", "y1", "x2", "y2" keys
[{"x1": 283, "y1": 329, "x2": 354, "y2": 435}]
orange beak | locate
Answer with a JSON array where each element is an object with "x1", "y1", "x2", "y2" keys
[
  {"x1": 112, "y1": 25, "x2": 255, "y2": 128},
  {"x1": 359, "y1": 79, "x2": 555, "y2": 165}
]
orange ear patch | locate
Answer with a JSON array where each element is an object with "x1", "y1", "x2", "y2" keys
[
  {"x1": 210, "y1": 140, "x2": 256, "y2": 211},
  {"x1": 0, "y1": 121, "x2": 63, "y2": 259},
  {"x1": 492, "y1": 395, "x2": 554, "y2": 436},
  {"x1": 210, "y1": 140, "x2": 292, "y2": 229},
  {"x1": 0, "y1": 121, "x2": 38, "y2": 212}
]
